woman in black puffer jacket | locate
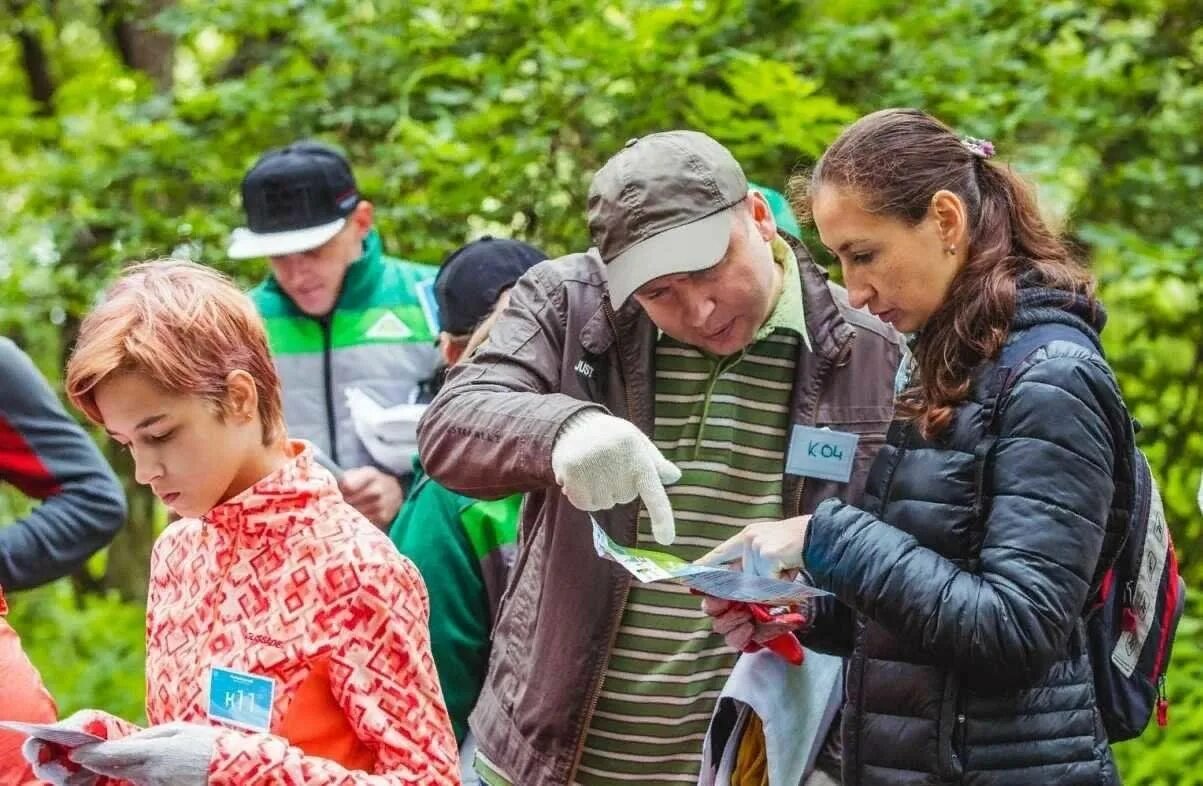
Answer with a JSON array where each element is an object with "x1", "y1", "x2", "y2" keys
[{"x1": 701, "y1": 109, "x2": 1129, "y2": 785}]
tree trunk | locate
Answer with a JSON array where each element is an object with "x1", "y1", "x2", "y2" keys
[
  {"x1": 103, "y1": 0, "x2": 174, "y2": 92},
  {"x1": 7, "y1": 0, "x2": 56, "y2": 113}
]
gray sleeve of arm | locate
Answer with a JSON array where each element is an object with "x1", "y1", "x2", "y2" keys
[{"x1": 0, "y1": 339, "x2": 127, "y2": 590}]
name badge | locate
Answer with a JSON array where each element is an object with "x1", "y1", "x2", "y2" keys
[
  {"x1": 786, "y1": 426, "x2": 859, "y2": 483},
  {"x1": 207, "y1": 665, "x2": 275, "y2": 732}
]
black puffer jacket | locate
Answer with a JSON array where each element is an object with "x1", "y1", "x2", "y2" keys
[{"x1": 803, "y1": 286, "x2": 1129, "y2": 786}]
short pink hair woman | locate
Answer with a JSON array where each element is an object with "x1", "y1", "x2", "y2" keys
[{"x1": 25, "y1": 260, "x2": 458, "y2": 786}]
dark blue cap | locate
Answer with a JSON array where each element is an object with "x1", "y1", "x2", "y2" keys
[{"x1": 434, "y1": 236, "x2": 548, "y2": 335}]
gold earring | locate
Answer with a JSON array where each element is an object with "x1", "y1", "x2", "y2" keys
[{"x1": 945, "y1": 245, "x2": 956, "y2": 255}]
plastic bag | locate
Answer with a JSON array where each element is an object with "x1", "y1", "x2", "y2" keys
[{"x1": 344, "y1": 387, "x2": 427, "y2": 476}]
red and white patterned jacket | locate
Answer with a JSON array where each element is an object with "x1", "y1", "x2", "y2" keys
[{"x1": 81, "y1": 441, "x2": 459, "y2": 785}]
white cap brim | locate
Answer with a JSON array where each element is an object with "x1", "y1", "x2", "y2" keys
[
  {"x1": 227, "y1": 218, "x2": 346, "y2": 260},
  {"x1": 604, "y1": 208, "x2": 735, "y2": 306}
]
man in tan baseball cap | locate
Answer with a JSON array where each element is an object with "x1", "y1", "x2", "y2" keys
[
  {"x1": 418, "y1": 130, "x2": 901, "y2": 785},
  {"x1": 591, "y1": 131, "x2": 797, "y2": 357}
]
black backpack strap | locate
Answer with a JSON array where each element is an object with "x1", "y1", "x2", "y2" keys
[
  {"x1": 981, "y1": 323, "x2": 1098, "y2": 430},
  {"x1": 972, "y1": 324, "x2": 1098, "y2": 525}
]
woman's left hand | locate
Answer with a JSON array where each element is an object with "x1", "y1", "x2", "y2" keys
[{"x1": 696, "y1": 515, "x2": 812, "y2": 578}]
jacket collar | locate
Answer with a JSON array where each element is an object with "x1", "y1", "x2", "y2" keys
[
  {"x1": 787, "y1": 233, "x2": 853, "y2": 363},
  {"x1": 201, "y1": 441, "x2": 340, "y2": 535},
  {"x1": 1012, "y1": 281, "x2": 1106, "y2": 352},
  {"x1": 335, "y1": 229, "x2": 386, "y2": 309}
]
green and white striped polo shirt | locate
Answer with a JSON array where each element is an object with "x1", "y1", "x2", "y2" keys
[
  {"x1": 475, "y1": 237, "x2": 808, "y2": 786},
  {"x1": 576, "y1": 236, "x2": 809, "y2": 785}
]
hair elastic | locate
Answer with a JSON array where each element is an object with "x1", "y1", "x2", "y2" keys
[{"x1": 962, "y1": 137, "x2": 996, "y2": 159}]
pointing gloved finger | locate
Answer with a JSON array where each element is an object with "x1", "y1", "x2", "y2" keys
[{"x1": 638, "y1": 473, "x2": 676, "y2": 545}]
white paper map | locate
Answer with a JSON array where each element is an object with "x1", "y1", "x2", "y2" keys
[
  {"x1": 0, "y1": 720, "x2": 104, "y2": 747},
  {"x1": 590, "y1": 517, "x2": 830, "y2": 605}
]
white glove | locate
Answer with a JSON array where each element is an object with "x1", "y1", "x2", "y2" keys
[
  {"x1": 21, "y1": 711, "x2": 104, "y2": 786},
  {"x1": 551, "y1": 409, "x2": 681, "y2": 544},
  {"x1": 70, "y1": 722, "x2": 219, "y2": 786},
  {"x1": 696, "y1": 516, "x2": 812, "y2": 578}
]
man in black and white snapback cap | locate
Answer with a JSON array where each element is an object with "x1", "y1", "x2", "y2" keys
[
  {"x1": 229, "y1": 141, "x2": 364, "y2": 263},
  {"x1": 230, "y1": 141, "x2": 441, "y2": 530}
]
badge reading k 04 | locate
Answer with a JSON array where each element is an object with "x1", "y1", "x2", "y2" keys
[{"x1": 785, "y1": 425, "x2": 859, "y2": 483}]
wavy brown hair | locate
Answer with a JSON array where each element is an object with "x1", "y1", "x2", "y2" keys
[{"x1": 788, "y1": 108, "x2": 1095, "y2": 438}]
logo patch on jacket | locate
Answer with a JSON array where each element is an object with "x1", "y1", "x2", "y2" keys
[
  {"x1": 246, "y1": 632, "x2": 284, "y2": 649},
  {"x1": 575, "y1": 359, "x2": 594, "y2": 379},
  {"x1": 365, "y1": 312, "x2": 412, "y2": 340}
]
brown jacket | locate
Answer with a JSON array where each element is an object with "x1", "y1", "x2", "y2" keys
[{"x1": 418, "y1": 237, "x2": 902, "y2": 785}]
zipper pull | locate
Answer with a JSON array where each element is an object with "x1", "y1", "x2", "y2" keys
[{"x1": 1156, "y1": 675, "x2": 1169, "y2": 727}]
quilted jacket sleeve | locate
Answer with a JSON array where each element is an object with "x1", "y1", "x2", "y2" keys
[
  {"x1": 804, "y1": 349, "x2": 1123, "y2": 684},
  {"x1": 207, "y1": 558, "x2": 460, "y2": 785},
  {"x1": 418, "y1": 262, "x2": 603, "y2": 499}
]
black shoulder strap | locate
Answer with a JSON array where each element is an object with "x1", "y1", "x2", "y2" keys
[
  {"x1": 970, "y1": 322, "x2": 1102, "y2": 552},
  {"x1": 982, "y1": 323, "x2": 1097, "y2": 430}
]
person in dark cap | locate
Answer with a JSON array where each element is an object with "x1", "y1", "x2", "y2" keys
[
  {"x1": 229, "y1": 141, "x2": 440, "y2": 530},
  {"x1": 418, "y1": 131, "x2": 902, "y2": 785},
  {"x1": 389, "y1": 235, "x2": 547, "y2": 783}
]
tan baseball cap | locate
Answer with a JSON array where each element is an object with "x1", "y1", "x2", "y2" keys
[{"x1": 587, "y1": 131, "x2": 748, "y2": 306}]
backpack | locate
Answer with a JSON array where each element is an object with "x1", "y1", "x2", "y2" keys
[{"x1": 981, "y1": 323, "x2": 1187, "y2": 742}]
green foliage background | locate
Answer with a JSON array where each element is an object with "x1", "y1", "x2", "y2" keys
[{"x1": 0, "y1": 0, "x2": 1199, "y2": 781}]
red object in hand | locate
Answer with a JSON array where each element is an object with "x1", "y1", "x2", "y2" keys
[
  {"x1": 82, "y1": 720, "x2": 110, "y2": 739},
  {"x1": 1121, "y1": 606, "x2": 1139, "y2": 633},
  {"x1": 36, "y1": 743, "x2": 56, "y2": 766},
  {"x1": 33, "y1": 717, "x2": 111, "y2": 776},
  {"x1": 39, "y1": 741, "x2": 81, "y2": 774},
  {"x1": 742, "y1": 603, "x2": 806, "y2": 666}
]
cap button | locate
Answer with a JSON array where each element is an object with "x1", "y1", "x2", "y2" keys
[{"x1": 624, "y1": 137, "x2": 640, "y2": 148}]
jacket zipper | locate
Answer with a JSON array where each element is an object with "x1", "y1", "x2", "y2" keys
[
  {"x1": 804, "y1": 331, "x2": 855, "y2": 776},
  {"x1": 954, "y1": 687, "x2": 967, "y2": 767},
  {"x1": 567, "y1": 301, "x2": 639, "y2": 782},
  {"x1": 319, "y1": 315, "x2": 339, "y2": 465}
]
